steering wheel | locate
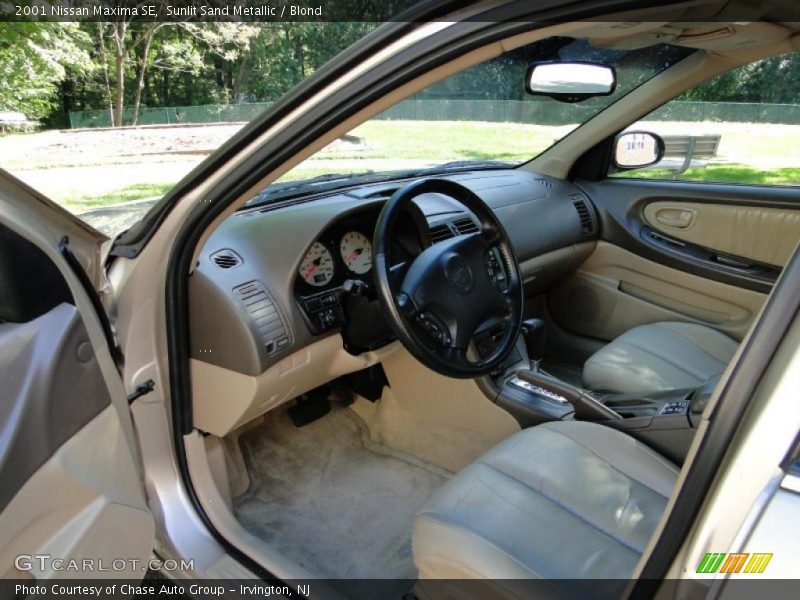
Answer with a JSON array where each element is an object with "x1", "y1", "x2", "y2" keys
[{"x1": 373, "y1": 178, "x2": 524, "y2": 378}]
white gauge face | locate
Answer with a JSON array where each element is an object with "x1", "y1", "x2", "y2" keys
[
  {"x1": 339, "y1": 231, "x2": 373, "y2": 275},
  {"x1": 299, "y1": 242, "x2": 335, "y2": 287}
]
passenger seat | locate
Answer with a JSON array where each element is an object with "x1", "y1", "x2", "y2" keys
[{"x1": 582, "y1": 321, "x2": 739, "y2": 394}]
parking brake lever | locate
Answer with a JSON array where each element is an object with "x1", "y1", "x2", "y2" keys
[{"x1": 514, "y1": 369, "x2": 621, "y2": 421}]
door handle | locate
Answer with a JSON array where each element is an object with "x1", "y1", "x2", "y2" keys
[{"x1": 654, "y1": 207, "x2": 695, "y2": 229}]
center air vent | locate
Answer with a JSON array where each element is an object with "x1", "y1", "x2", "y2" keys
[
  {"x1": 453, "y1": 217, "x2": 479, "y2": 235},
  {"x1": 429, "y1": 223, "x2": 455, "y2": 243},
  {"x1": 570, "y1": 195, "x2": 595, "y2": 236},
  {"x1": 210, "y1": 249, "x2": 242, "y2": 269}
]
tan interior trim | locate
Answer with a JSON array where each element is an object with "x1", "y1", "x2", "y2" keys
[
  {"x1": 190, "y1": 335, "x2": 401, "y2": 437},
  {"x1": 654, "y1": 293, "x2": 800, "y2": 579},
  {"x1": 351, "y1": 348, "x2": 520, "y2": 472},
  {"x1": 0, "y1": 407, "x2": 153, "y2": 580},
  {"x1": 553, "y1": 241, "x2": 767, "y2": 342},
  {"x1": 644, "y1": 201, "x2": 800, "y2": 267}
]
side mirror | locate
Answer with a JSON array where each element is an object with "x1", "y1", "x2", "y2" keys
[
  {"x1": 525, "y1": 61, "x2": 616, "y2": 103},
  {"x1": 614, "y1": 131, "x2": 665, "y2": 170}
]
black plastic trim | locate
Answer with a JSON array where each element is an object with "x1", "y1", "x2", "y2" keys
[
  {"x1": 59, "y1": 236, "x2": 124, "y2": 370},
  {"x1": 632, "y1": 244, "x2": 800, "y2": 591}
]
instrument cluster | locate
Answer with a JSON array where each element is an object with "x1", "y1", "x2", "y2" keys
[
  {"x1": 293, "y1": 206, "x2": 423, "y2": 335},
  {"x1": 297, "y1": 230, "x2": 373, "y2": 288}
]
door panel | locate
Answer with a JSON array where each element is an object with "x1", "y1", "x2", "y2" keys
[
  {"x1": 0, "y1": 189, "x2": 152, "y2": 580},
  {"x1": 549, "y1": 241, "x2": 767, "y2": 343},
  {"x1": 0, "y1": 302, "x2": 154, "y2": 580},
  {"x1": 550, "y1": 178, "x2": 800, "y2": 344},
  {"x1": 577, "y1": 178, "x2": 800, "y2": 293},
  {"x1": 0, "y1": 405, "x2": 153, "y2": 580},
  {"x1": 643, "y1": 201, "x2": 800, "y2": 268},
  {"x1": 0, "y1": 304, "x2": 112, "y2": 511}
]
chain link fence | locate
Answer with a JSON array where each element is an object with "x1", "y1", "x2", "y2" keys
[{"x1": 69, "y1": 99, "x2": 800, "y2": 129}]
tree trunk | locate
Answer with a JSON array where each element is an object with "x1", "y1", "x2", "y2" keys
[
  {"x1": 96, "y1": 24, "x2": 114, "y2": 126},
  {"x1": 111, "y1": 22, "x2": 128, "y2": 127},
  {"x1": 131, "y1": 29, "x2": 155, "y2": 127},
  {"x1": 113, "y1": 50, "x2": 125, "y2": 126}
]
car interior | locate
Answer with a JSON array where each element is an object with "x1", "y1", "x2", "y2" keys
[{"x1": 164, "y1": 10, "x2": 800, "y2": 600}]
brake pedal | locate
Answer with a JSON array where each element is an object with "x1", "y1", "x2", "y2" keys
[{"x1": 288, "y1": 394, "x2": 331, "y2": 427}]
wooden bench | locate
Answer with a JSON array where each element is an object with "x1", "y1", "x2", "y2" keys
[{"x1": 659, "y1": 134, "x2": 721, "y2": 176}]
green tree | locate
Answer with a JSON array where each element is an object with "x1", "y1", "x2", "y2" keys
[
  {"x1": 236, "y1": 23, "x2": 377, "y2": 101},
  {"x1": 680, "y1": 53, "x2": 800, "y2": 103},
  {"x1": 0, "y1": 23, "x2": 91, "y2": 120}
]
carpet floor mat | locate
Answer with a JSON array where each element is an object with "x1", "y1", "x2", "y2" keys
[{"x1": 233, "y1": 403, "x2": 450, "y2": 595}]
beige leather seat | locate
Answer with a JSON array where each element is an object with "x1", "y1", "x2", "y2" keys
[
  {"x1": 582, "y1": 321, "x2": 739, "y2": 394},
  {"x1": 412, "y1": 420, "x2": 678, "y2": 589}
]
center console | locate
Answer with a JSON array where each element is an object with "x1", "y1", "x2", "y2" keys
[{"x1": 491, "y1": 319, "x2": 713, "y2": 465}]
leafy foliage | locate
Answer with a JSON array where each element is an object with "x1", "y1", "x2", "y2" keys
[
  {"x1": 681, "y1": 53, "x2": 800, "y2": 103},
  {"x1": 2, "y1": 22, "x2": 798, "y2": 128},
  {"x1": 0, "y1": 23, "x2": 91, "y2": 119}
]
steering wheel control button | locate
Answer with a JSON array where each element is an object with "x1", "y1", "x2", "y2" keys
[
  {"x1": 486, "y1": 248, "x2": 508, "y2": 291},
  {"x1": 416, "y1": 312, "x2": 450, "y2": 346},
  {"x1": 444, "y1": 254, "x2": 474, "y2": 293}
]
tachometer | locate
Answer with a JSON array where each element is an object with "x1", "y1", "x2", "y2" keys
[
  {"x1": 339, "y1": 231, "x2": 372, "y2": 275},
  {"x1": 299, "y1": 242, "x2": 335, "y2": 286}
]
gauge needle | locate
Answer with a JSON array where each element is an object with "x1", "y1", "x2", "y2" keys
[
  {"x1": 346, "y1": 248, "x2": 363, "y2": 262},
  {"x1": 304, "y1": 257, "x2": 322, "y2": 278}
]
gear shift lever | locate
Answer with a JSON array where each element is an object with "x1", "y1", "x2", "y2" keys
[{"x1": 521, "y1": 318, "x2": 546, "y2": 372}]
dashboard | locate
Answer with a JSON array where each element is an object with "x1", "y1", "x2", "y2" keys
[{"x1": 189, "y1": 169, "x2": 598, "y2": 376}]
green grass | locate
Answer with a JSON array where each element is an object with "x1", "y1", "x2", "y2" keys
[
  {"x1": 63, "y1": 183, "x2": 175, "y2": 213},
  {"x1": 69, "y1": 163, "x2": 800, "y2": 216},
  {"x1": 41, "y1": 121, "x2": 800, "y2": 215},
  {"x1": 327, "y1": 120, "x2": 557, "y2": 162},
  {"x1": 615, "y1": 164, "x2": 800, "y2": 186}
]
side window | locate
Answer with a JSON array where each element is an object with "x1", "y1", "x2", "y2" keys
[{"x1": 611, "y1": 53, "x2": 800, "y2": 186}]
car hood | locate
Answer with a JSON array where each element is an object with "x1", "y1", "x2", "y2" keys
[{"x1": 79, "y1": 198, "x2": 160, "y2": 237}]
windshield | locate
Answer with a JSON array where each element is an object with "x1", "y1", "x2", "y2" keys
[
  {"x1": 247, "y1": 37, "x2": 693, "y2": 205},
  {"x1": 0, "y1": 24, "x2": 690, "y2": 235}
]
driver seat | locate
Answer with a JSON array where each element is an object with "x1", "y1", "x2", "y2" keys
[{"x1": 412, "y1": 420, "x2": 677, "y2": 589}]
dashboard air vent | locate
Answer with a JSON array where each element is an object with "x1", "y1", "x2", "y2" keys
[
  {"x1": 571, "y1": 195, "x2": 594, "y2": 236},
  {"x1": 233, "y1": 281, "x2": 290, "y2": 356},
  {"x1": 453, "y1": 217, "x2": 479, "y2": 235},
  {"x1": 535, "y1": 178, "x2": 554, "y2": 188},
  {"x1": 210, "y1": 249, "x2": 242, "y2": 269},
  {"x1": 429, "y1": 223, "x2": 455, "y2": 243}
]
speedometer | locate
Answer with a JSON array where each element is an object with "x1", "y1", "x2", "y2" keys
[
  {"x1": 299, "y1": 242, "x2": 335, "y2": 286},
  {"x1": 339, "y1": 231, "x2": 372, "y2": 275}
]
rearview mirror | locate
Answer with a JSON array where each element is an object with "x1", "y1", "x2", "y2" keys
[
  {"x1": 525, "y1": 62, "x2": 616, "y2": 103},
  {"x1": 614, "y1": 131, "x2": 665, "y2": 170}
]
